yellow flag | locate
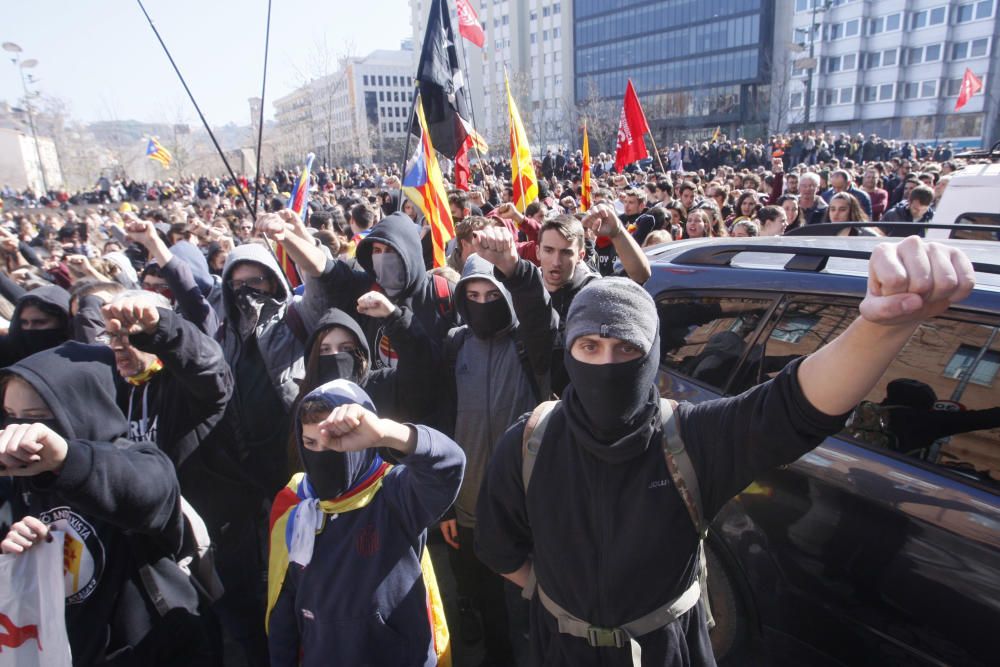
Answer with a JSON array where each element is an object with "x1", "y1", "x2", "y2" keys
[
  {"x1": 504, "y1": 71, "x2": 538, "y2": 212},
  {"x1": 581, "y1": 122, "x2": 592, "y2": 212}
]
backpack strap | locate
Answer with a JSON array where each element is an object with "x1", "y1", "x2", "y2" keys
[
  {"x1": 660, "y1": 399, "x2": 707, "y2": 539},
  {"x1": 430, "y1": 273, "x2": 454, "y2": 319},
  {"x1": 660, "y1": 398, "x2": 714, "y2": 629},
  {"x1": 521, "y1": 400, "x2": 558, "y2": 495},
  {"x1": 444, "y1": 326, "x2": 469, "y2": 371},
  {"x1": 513, "y1": 337, "x2": 547, "y2": 403}
]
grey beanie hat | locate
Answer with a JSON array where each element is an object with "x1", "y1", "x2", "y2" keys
[{"x1": 565, "y1": 277, "x2": 658, "y2": 354}]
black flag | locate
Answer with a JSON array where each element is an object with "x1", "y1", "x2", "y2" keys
[{"x1": 415, "y1": 0, "x2": 472, "y2": 158}]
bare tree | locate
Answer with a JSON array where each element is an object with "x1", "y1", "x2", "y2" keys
[{"x1": 573, "y1": 78, "x2": 618, "y2": 155}]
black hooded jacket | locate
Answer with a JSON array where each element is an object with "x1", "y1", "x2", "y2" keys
[
  {"x1": 0, "y1": 285, "x2": 71, "y2": 367},
  {"x1": 4, "y1": 342, "x2": 193, "y2": 666},
  {"x1": 317, "y1": 213, "x2": 456, "y2": 368},
  {"x1": 114, "y1": 308, "x2": 249, "y2": 532},
  {"x1": 302, "y1": 307, "x2": 435, "y2": 424}
]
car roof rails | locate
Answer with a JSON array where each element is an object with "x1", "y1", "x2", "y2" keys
[
  {"x1": 670, "y1": 240, "x2": 1000, "y2": 275},
  {"x1": 786, "y1": 222, "x2": 1000, "y2": 237},
  {"x1": 954, "y1": 140, "x2": 1000, "y2": 161}
]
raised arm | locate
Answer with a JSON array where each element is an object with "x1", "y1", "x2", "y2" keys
[{"x1": 582, "y1": 203, "x2": 651, "y2": 285}]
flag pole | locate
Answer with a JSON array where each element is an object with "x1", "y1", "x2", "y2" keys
[
  {"x1": 646, "y1": 129, "x2": 666, "y2": 173},
  {"x1": 253, "y1": 0, "x2": 273, "y2": 216},
  {"x1": 398, "y1": 90, "x2": 420, "y2": 212},
  {"x1": 455, "y1": 13, "x2": 488, "y2": 174},
  {"x1": 135, "y1": 0, "x2": 256, "y2": 219}
]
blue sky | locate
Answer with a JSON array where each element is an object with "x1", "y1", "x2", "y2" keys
[{"x1": 2, "y1": 0, "x2": 414, "y2": 125}]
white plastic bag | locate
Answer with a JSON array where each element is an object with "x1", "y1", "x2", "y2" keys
[{"x1": 0, "y1": 532, "x2": 72, "y2": 667}]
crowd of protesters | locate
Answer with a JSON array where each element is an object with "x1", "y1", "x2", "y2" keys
[{"x1": 0, "y1": 126, "x2": 980, "y2": 667}]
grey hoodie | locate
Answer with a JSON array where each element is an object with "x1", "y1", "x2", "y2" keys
[{"x1": 450, "y1": 254, "x2": 536, "y2": 528}]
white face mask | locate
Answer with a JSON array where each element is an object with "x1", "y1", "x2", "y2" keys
[{"x1": 371, "y1": 252, "x2": 407, "y2": 297}]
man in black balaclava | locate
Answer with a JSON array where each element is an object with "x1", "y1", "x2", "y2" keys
[{"x1": 475, "y1": 237, "x2": 976, "y2": 666}]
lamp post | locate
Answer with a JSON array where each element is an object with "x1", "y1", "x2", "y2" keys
[
  {"x1": 800, "y1": 1, "x2": 832, "y2": 127},
  {"x1": 3, "y1": 42, "x2": 48, "y2": 194}
]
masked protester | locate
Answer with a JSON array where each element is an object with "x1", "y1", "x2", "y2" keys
[
  {"x1": 0, "y1": 342, "x2": 217, "y2": 666},
  {"x1": 266, "y1": 380, "x2": 465, "y2": 667},
  {"x1": 0, "y1": 286, "x2": 71, "y2": 366},
  {"x1": 438, "y1": 254, "x2": 545, "y2": 664},
  {"x1": 296, "y1": 295, "x2": 436, "y2": 432},
  {"x1": 317, "y1": 212, "x2": 457, "y2": 371},
  {"x1": 475, "y1": 238, "x2": 976, "y2": 667}
]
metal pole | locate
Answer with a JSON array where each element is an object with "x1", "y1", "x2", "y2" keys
[
  {"x1": 804, "y1": 1, "x2": 819, "y2": 126},
  {"x1": 253, "y1": 0, "x2": 273, "y2": 215},
  {"x1": 398, "y1": 90, "x2": 420, "y2": 212},
  {"x1": 135, "y1": 0, "x2": 256, "y2": 217},
  {"x1": 17, "y1": 65, "x2": 48, "y2": 194}
]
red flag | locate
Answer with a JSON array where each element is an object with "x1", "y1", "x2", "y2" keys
[
  {"x1": 613, "y1": 80, "x2": 651, "y2": 172},
  {"x1": 455, "y1": 0, "x2": 485, "y2": 48},
  {"x1": 954, "y1": 68, "x2": 983, "y2": 111}
]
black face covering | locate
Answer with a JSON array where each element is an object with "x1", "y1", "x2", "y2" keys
[
  {"x1": 562, "y1": 341, "x2": 661, "y2": 462},
  {"x1": 234, "y1": 286, "x2": 281, "y2": 338},
  {"x1": 300, "y1": 448, "x2": 349, "y2": 499},
  {"x1": 317, "y1": 352, "x2": 362, "y2": 385},
  {"x1": 464, "y1": 298, "x2": 512, "y2": 340},
  {"x1": 14, "y1": 329, "x2": 67, "y2": 359}
]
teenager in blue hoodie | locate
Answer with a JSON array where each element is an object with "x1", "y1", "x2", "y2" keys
[{"x1": 266, "y1": 380, "x2": 465, "y2": 667}]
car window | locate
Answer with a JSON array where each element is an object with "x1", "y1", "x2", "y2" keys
[
  {"x1": 657, "y1": 296, "x2": 774, "y2": 393},
  {"x1": 760, "y1": 299, "x2": 1000, "y2": 492}
]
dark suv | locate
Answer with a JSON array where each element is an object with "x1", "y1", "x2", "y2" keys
[{"x1": 642, "y1": 236, "x2": 1000, "y2": 666}]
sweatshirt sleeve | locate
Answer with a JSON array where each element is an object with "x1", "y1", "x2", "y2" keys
[
  {"x1": 473, "y1": 417, "x2": 533, "y2": 576},
  {"x1": 129, "y1": 307, "x2": 233, "y2": 407},
  {"x1": 159, "y1": 255, "x2": 220, "y2": 337},
  {"x1": 380, "y1": 306, "x2": 438, "y2": 423},
  {"x1": 382, "y1": 425, "x2": 465, "y2": 535},
  {"x1": 678, "y1": 357, "x2": 852, "y2": 521},
  {"x1": 34, "y1": 438, "x2": 184, "y2": 548},
  {"x1": 496, "y1": 259, "x2": 559, "y2": 378},
  {"x1": 267, "y1": 567, "x2": 301, "y2": 665},
  {"x1": 0, "y1": 271, "x2": 27, "y2": 304},
  {"x1": 316, "y1": 257, "x2": 372, "y2": 317}
]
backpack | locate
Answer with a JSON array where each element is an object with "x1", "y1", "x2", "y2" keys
[{"x1": 521, "y1": 398, "x2": 714, "y2": 630}]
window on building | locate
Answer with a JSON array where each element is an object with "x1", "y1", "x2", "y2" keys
[
  {"x1": 845, "y1": 19, "x2": 860, "y2": 36},
  {"x1": 883, "y1": 48, "x2": 898, "y2": 66},
  {"x1": 553, "y1": 27, "x2": 560, "y2": 38},
  {"x1": 379, "y1": 91, "x2": 385, "y2": 101},
  {"x1": 363, "y1": 75, "x2": 369, "y2": 85},
  {"x1": 840, "y1": 86, "x2": 855, "y2": 104},
  {"x1": 922, "y1": 80, "x2": 938, "y2": 97},
  {"x1": 378, "y1": 76, "x2": 384, "y2": 85},
  {"x1": 530, "y1": 33, "x2": 536, "y2": 44},
  {"x1": 543, "y1": 6, "x2": 550, "y2": 17},
  {"x1": 879, "y1": 83, "x2": 895, "y2": 100},
  {"x1": 903, "y1": 82, "x2": 920, "y2": 99},
  {"x1": 502, "y1": 15, "x2": 509, "y2": 25},
  {"x1": 791, "y1": 91, "x2": 804, "y2": 108},
  {"x1": 945, "y1": 344, "x2": 1000, "y2": 386},
  {"x1": 553, "y1": 2, "x2": 561, "y2": 14}
]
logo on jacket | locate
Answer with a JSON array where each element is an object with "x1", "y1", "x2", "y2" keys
[
  {"x1": 374, "y1": 327, "x2": 399, "y2": 369},
  {"x1": 38, "y1": 507, "x2": 105, "y2": 604},
  {"x1": 0, "y1": 613, "x2": 41, "y2": 652},
  {"x1": 356, "y1": 523, "x2": 380, "y2": 557}
]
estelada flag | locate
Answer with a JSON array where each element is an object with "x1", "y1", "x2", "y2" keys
[
  {"x1": 955, "y1": 68, "x2": 983, "y2": 111},
  {"x1": 613, "y1": 80, "x2": 650, "y2": 172},
  {"x1": 505, "y1": 71, "x2": 538, "y2": 212},
  {"x1": 581, "y1": 122, "x2": 592, "y2": 212},
  {"x1": 415, "y1": 0, "x2": 472, "y2": 158},
  {"x1": 455, "y1": 0, "x2": 485, "y2": 48},
  {"x1": 403, "y1": 95, "x2": 455, "y2": 267}
]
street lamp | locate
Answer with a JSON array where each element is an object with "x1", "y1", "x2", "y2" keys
[{"x1": 3, "y1": 42, "x2": 49, "y2": 194}]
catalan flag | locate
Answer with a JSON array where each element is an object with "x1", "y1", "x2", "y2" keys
[
  {"x1": 505, "y1": 71, "x2": 537, "y2": 212},
  {"x1": 278, "y1": 153, "x2": 314, "y2": 289},
  {"x1": 145, "y1": 137, "x2": 172, "y2": 169},
  {"x1": 403, "y1": 96, "x2": 455, "y2": 268},
  {"x1": 581, "y1": 122, "x2": 592, "y2": 212}
]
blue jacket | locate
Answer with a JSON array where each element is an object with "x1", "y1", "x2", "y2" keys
[{"x1": 268, "y1": 383, "x2": 465, "y2": 666}]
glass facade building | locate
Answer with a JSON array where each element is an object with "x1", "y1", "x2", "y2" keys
[{"x1": 574, "y1": 0, "x2": 776, "y2": 141}]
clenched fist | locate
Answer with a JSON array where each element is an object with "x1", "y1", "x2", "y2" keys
[
  {"x1": 861, "y1": 236, "x2": 975, "y2": 327},
  {"x1": 471, "y1": 226, "x2": 519, "y2": 277}
]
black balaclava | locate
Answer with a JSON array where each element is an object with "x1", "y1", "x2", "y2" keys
[
  {"x1": 234, "y1": 286, "x2": 281, "y2": 339},
  {"x1": 464, "y1": 299, "x2": 512, "y2": 340},
  {"x1": 317, "y1": 352, "x2": 362, "y2": 385},
  {"x1": 560, "y1": 277, "x2": 662, "y2": 462},
  {"x1": 297, "y1": 380, "x2": 379, "y2": 499}
]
